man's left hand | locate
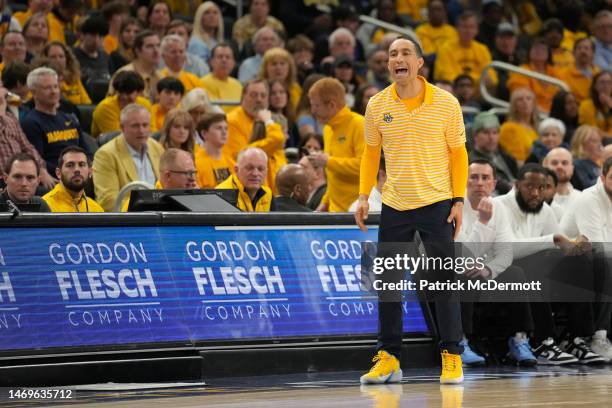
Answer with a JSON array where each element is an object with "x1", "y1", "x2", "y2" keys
[{"x1": 447, "y1": 202, "x2": 463, "y2": 240}]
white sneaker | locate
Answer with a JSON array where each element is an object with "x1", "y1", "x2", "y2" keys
[{"x1": 590, "y1": 331, "x2": 612, "y2": 362}]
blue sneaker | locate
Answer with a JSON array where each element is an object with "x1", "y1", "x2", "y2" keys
[
  {"x1": 459, "y1": 338, "x2": 485, "y2": 367},
  {"x1": 507, "y1": 333, "x2": 537, "y2": 367}
]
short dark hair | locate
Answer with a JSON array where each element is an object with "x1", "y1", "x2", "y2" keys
[
  {"x1": 58, "y1": 146, "x2": 90, "y2": 168},
  {"x1": 102, "y1": 0, "x2": 129, "y2": 20},
  {"x1": 517, "y1": 163, "x2": 548, "y2": 181},
  {"x1": 470, "y1": 158, "x2": 497, "y2": 179},
  {"x1": 209, "y1": 42, "x2": 234, "y2": 61},
  {"x1": 4, "y1": 152, "x2": 39, "y2": 176},
  {"x1": 80, "y1": 16, "x2": 108, "y2": 36},
  {"x1": 389, "y1": 35, "x2": 423, "y2": 58},
  {"x1": 2, "y1": 61, "x2": 30, "y2": 89},
  {"x1": 603, "y1": 157, "x2": 612, "y2": 177},
  {"x1": 1, "y1": 30, "x2": 24, "y2": 46},
  {"x1": 453, "y1": 74, "x2": 474, "y2": 87},
  {"x1": 544, "y1": 167, "x2": 558, "y2": 186},
  {"x1": 133, "y1": 29, "x2": 158, "y2": 53},
  {"x1": 541, "y1": 18, "x2": 564, "y2": 35},
  {"x1": 157, "y1": 76, "x2": 185, "y2": 95},
  {"x1": 112, "y1": 70, "x2": 145, "y2": 93},
  {"x1": 197, "y1": 112, "x2": 227, "y2": 133}
]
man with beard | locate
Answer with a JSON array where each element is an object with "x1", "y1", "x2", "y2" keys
[
  {"x1": 43, "y1": 146, "x2": 103, "y2": 212},
  {"x1": 543, "y1": 147, "x2": 582, "y2": 222},
  {"x1": 495, "y1": 163, "x2": 604, "y2": 365}
]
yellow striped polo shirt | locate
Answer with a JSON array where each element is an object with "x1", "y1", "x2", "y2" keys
[{"x1": 362, "y1": 77, "x2": 466, "y2": 211}]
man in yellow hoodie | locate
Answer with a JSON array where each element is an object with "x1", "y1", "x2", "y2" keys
[
  {"x1": 43, "y1": 146, "x2": 104, "y2": 212},
  {"x1": 308, "y1": 77, "x2": 365, "y2": 212}
]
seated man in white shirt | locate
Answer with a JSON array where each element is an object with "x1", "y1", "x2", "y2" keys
[
  {"x1": 495, "y1": 163, "x2": 604, "y2": 365},
  {"x1": 543, "y1": 147, "x2": 581, "y2": 222},
  {"x1": 572, "y1": 157, "x2": 612, "y2": 361},
  {"x1": 458, "y1": 159, "x2": 537, "y2": 367},
  {"x1": 349, "y1": 156, "x2": 385, "y2": 212}
]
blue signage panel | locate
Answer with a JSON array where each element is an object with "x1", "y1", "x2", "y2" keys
[{"x1": 0, "y1": 226, "x2": 428, "y2": 351}]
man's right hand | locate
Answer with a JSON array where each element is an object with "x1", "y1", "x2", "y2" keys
[
  {"x1": 355, "y1": 195, "x2": 369, "y2": 232},
  {"x1": 477, "y1": 197, "x2": 493, "y2": 225}
]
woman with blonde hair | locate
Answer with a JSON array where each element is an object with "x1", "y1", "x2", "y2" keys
[
  {"x1": 189, "y1": 1, "x2": 224, "y2": 62},
  {"x1": 23, "y1": 13, "x2": 48, "y2": 58},
  {"x1": 159, "y1": 108, "x2": 197, "y2": 154},
  {"x1": 258, "y1": 47, "x2": 301, "y2": 110},
  {"x1": 570, "y1": 125, "x2": 604, "y2": 190},
  {"x1": 42, "y1": 41, "x2": 91, "y2": 105},
  {"x1": 181, "y1": 87, "x2": 222, "y2": 146},
  {"x1": 499, "y1": 87, "x2": 540, "y2": 165}
]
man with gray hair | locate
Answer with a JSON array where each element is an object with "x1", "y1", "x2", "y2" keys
[
  {"x1": 20, "y1": 67, "x2": 87, "y2": 177},
  {"x1": 92, "y1": 103, "x2": 164, "y2": 211},
  {"x1": 159, "y1": 34, "x2": 204, "y2": 94},
  {"x1": 238, "y1": 26, "x2": 281, "y2": 83}
]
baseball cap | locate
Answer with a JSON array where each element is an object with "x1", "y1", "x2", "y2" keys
[
  {"x1": 473, "y1": 112, "x2": 500, "y2": 133},
  {"x1": 497, "y1": 22, "x2": 517, "y2": 36}
]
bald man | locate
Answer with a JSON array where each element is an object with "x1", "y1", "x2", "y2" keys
[
  {"x1": 543, "y1": 147, "x2": 582, "y2": 222},
  {"x1": 274, "y1": 164, "x2": 312, "y2": 212}
]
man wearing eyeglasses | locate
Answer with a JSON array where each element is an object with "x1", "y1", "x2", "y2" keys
[{"x1": 159, "y1": 148, "x2": 198, "y2": 189}]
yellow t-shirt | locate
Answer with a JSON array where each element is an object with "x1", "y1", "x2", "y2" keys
[
  {"x1": 103, "y1": 34, "x2": 119, "y2": 54},
  {"x1": 507, "y1": 64, "x2": 562, "y2": 113},
  {"x1": 499, "y1": 121, "x2": 538, "y2": 163},
  {"x1": 194, "y1": 147, "x2": 235, "y2": 188},
  {"x1": 557, "y1": 65, "x2": 600, "y2": 103},
  {"x1": 160, "y1": 68, "x2": 205, "y2": 94},
  {"x1": 43, "y1": 183, "x2": 104, "y2": 213},
  {"x1": 434, "y1": 39, "x2": 497, "y2": 85},
  {"x1": 415, "y1": 23, "x2": 458, "y2": 55},
  {"x1": 62, "y1": 79, "x2": 92, "y2": 105},
  {"x1": 91, "y1": 95, "x2": 152, "y2": 138},
  {"x1": 200, "y1": 73, "x2": 242, "y2": 113},
  {"x1": 579, "y1": 99, "x2": 612, "y2": 135},
  {"x1": 150, "y1": 104, "x2": 167, "y2": 133}
]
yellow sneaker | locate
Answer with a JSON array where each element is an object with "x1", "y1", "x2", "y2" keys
[
  {"x1": 360, "y1": 350, "x2": 403, "y2": 384},
  {"x1": 440, "y1": 350, "x2": 464, "y2": 384}
]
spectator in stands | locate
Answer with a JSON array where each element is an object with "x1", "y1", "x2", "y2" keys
[
  {"x1": 217, "y1": 147, "x2": 274, "y2": 212},
  {"x1": 356, "y1": 0, "x2": 402, "y2": 55},
  {"x1": 308, "y1": 77, "x2": 364, "y2": 212},
  {"x1": 434, "y1": 11, "x2": 494, "y2": 89},
  {"x1": 578, "y1": 71, "x2": 611, "y2": 136},
  {"x1": 43, "y1": 146, "x2": 103, "y2": 212},
  {"x1": 159, "y1": 34, "x2": 203, "y2": 94},
  {"x1": 457, "y1": 159, "x2": 537, "y2": 367},
  {"x1": 226, "y1": 79, "x2": 285, "y2": 192},
  {"x1": 477, "y1": 0, "x2": 505, "y2": 51},
  {"x1": 2, "y1": 61, "x2": 31, "y2": 107},
  {"x1": 507, "y1": 37, "x2": 560, "y2": 113},
  {"x1": 299, "y1": 133, "x2": 323, "y2": 156},
  {"x1": 298, "y1": 149, "x2": 325, "y2": 210},
  {"x1": 109, "y1": 17, "x2": 141, "y2": 75},
  {"x1": 238, "y1": 26, "x2": 281, "y2": 84},
  {"x1": 0, "y1": 0, "x2": 22, "y2": 38},
  {"x1": 543, "y1": 167, "x2": 558, "y2": 205},
  {"x1": 195, "y1": 112, "x2": 234, "y2": 188},
  {"x1": 558, "y1": 38, "x2": 599, "y2": 103},
  {"x1": 22, "y1": 13, "x2": 48, "y2": 59},
  {"x1": 593, "y1": 10, "x2": 612, "y2": 71},
  {"x1": 0, "y1": 31, "x2": 26, "y2": 73},
  {"x1": 550, "y1": 90, "x2": 579, "y2": 143},
  {"x1": 93, "y1": 104, "x2": 163, "y2": 211},
  {"x1": 543, "y1": 147, "x2": 581, "y2": 221},
  {"x1": 287, "y1": 35, "x2": 315, "y2": 85},
  {"x1": 499, "y1": 87, "x2": 539, "y2": 165},
  {"x1": 42, "y1": 41, "x2": 91, "y2": 105},
  {"x1": 324, "y1": 28, "x2": 356, "y2": 70},
  {"x1": 166, "y1": 20, "x2": 209, "y2": 78},
  {"x1": 349, "y1": 156, "x2": 384, "y2": 213},
  {"x1": 102, "y1": 1, "x2": 129, "y2": 55},
  {"x1": 47, "y1": 0, "x2": 81, "y2": 45},
  {"x1": 151, "y1": 77, "x2": 184, "y2": 132},
  {"x1": 415, "y1": 0, "x2": 457, "y2": 57},
  {"x1": 92, "y1": 71, "x2": 151, "y2": 138},
  {"x1": 365, "y1": 48, "x2": 390, "y2": 91},
  {"x1": 181, "y1": 87, "x2": 219, "y2": 146},
  {"x1": 21, "y1": 67, "x2": 87, "y2": 175},
  {"x1": 158, "y1": 108, "x2": 195, "y2": 153},
  {"x1": 269, "y1": 79, "x2": 298, "y2": 148},
  {"x1": 109, "y1": 30, "x2": 161, "y2": 103},
  {"x1": 72, "y1": 16, "x2": 110, "y2": 86},
  {"x1": 469, "y1": 112, "x2": 517, "y2": 195},
  {"x1": 147, "y1": 0, "x2": 171, "y2": 40},
  {"x1": 352, "y1": 83, "x2": 378, "y2": 116},
  {"x1": 526, "y1": 118, "x2": 567, "y2": 164},
  {"x1": 13, "y1": 0, "x2": 52, "y2": 28},
  {"x1": 0, "y1": 77, "x2": 55, "y2": 188},
  {"x1": 273, "y1": 163, "x2": 311, "y2": 212},
  {"x1": 158, "y1": 147, "x2": 197, "y2": 190},
  {"x1": 332, "y1": 56, "x2": 361, "y2": 108},
  {"x1": 0, "y1": 152, "x2": 50, "y2": 211},
  {"x1": 494, "y1": 164, "x2": 601, "y2": 365},
  {"x1": 296, "y1": 74, "x2": 325, "y2": 139},
  {"x1": 453, "y1": 74, "x2": 480, "y2": 129},
  {"x1": 189, "y1": 1, "x2": 223, "y2": 63},
  {"x1": 492, "y1": 22, "x2": 521, "y2": 101},
  {"x1": 233, "y1": 0, "x2": 285, "y2": 53},
  {"x1": 571, "y1": 125, "x2": 604, "y2": 190},
  {"x1": 541, "y1": 18, "x2": 574, "y2": 70},
  {"x1": 258, "y1": 47, "x2": 301, "y2": 111},
  {"x1": 200, "y1": 44, "x2": 242, "y2": 114}
]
